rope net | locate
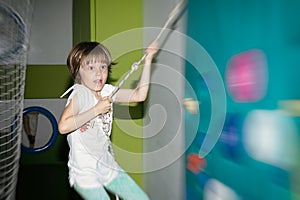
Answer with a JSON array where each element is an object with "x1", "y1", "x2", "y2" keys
[{"x1": 0, "y1": 0, "x2": 34, "y2": 199}]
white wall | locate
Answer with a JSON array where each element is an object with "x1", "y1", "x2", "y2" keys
[
  {"x1": 143, "y1": 1, "x2": 187, "y2": 199},
  {"x1": 27, "y1": 0, "x2": 72, "y2": 64}
]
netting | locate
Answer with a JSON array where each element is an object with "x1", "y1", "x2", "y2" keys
[{"x1": 0, "y1": 0, "x2": 34, "y2": 199}]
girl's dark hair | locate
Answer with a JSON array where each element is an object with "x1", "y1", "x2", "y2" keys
[{"x1": 66, "y1": 42, "x2": 116, "y2": 83}]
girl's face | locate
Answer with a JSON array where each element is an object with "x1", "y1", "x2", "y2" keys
[{"x1": 79, "y1": 62, "x2": 109, "y2": 95}]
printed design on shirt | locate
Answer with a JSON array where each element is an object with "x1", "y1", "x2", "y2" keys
[{"x1": 99, "y1": 112, "x2": 112, "y2": 136}]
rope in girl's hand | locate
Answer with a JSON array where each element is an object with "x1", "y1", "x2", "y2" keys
[{"x1": 108, "y1": 0, "x2": 188, "y2": 99}]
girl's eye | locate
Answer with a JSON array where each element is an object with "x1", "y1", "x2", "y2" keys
[
  {"x1": 101, "y1": 65, "x2": 108, "y2": 70},
  {"x1": 88, "y1": 66, "x2": 95, "y2": 70}
]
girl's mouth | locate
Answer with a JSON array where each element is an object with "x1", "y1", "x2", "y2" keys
[{"x1": 94, "y1": 79, "x2": 102, "y2": 85}]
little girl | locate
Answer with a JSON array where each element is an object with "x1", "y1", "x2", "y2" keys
[{"x1": 58, "y1": 41, "x2": 158, "y2": 200}]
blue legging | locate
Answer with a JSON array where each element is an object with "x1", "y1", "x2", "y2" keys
[{"x1": 73, "y1": 170, "x2": 150, "y2": 200}]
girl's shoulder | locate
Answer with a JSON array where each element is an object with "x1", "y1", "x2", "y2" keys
[
  {"x1": 63, "y1": 84, "x2": 94, "y2": 107},
  {"x1": 60, "y1": 84, "x2": 89, "y2": 98},
  {"x1": 70, "y1": 84, "x2": 91, "y2": 98},
  {"x1": 101, "y1": 84, "x2": 116, "y2": 97}
]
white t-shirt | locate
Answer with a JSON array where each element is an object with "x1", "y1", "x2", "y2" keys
[{"x1": 64, "y1": 84, "x2": 119, "y2": 188}]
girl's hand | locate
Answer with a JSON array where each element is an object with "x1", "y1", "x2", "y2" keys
[
  {"x1": 95, "y1": 96, "x2": 112, "y2": 115},
  {"x1": 145, "y1": 40, "x2": 159, "y2": 62}
]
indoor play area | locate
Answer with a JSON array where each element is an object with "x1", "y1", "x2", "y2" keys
[{"x1": 1, "y1": 0, "x2": 300, "y2": 200}]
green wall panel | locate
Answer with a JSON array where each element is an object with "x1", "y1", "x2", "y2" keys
[
  {"x1": 25, "y1": 65, "x2": 72, "y2": 99},
  {"x1": 73, "y1": 0, "x2": 91, "y2": 44}
]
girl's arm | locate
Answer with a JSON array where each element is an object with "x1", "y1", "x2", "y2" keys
[
  {"x1": 58, "y1": 95, "x2": 111, "y2": 134},
  {"x1": 115, "y1": 40, "x2": 158, "y2": 103}
]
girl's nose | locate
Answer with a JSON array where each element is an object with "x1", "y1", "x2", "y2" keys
[{"x1": 96, "y1": 67, "x2": 102, "y2": 75}]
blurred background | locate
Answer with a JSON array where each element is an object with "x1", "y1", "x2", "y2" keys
[{"x1": 185, "y1": 0, "x2": 300, "y2": 200}]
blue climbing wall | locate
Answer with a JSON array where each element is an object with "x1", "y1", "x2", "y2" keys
[{"x1": 184, "y1": 0, "x2": 300, "y2": 199}]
